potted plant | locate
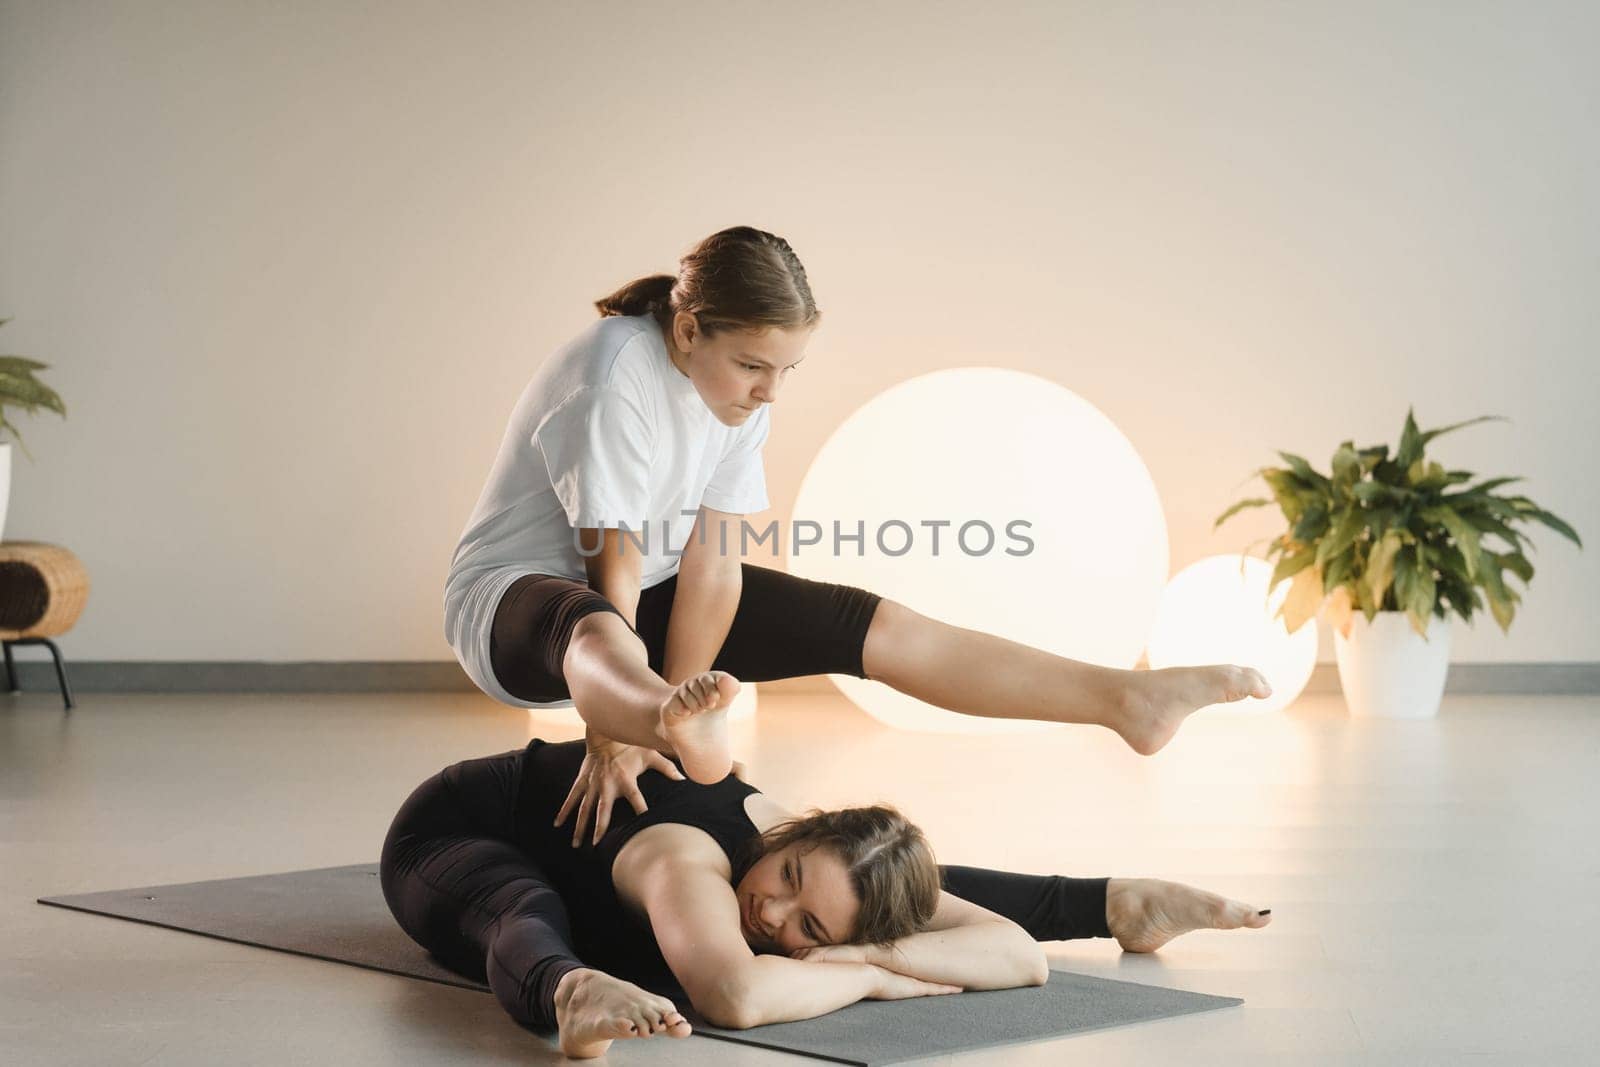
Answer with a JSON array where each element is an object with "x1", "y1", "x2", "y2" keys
[
  {"x1": 0, "y1": 318, "x2": 69, "y2": 542},
  {"x1": 1214, "y1": 408, "x2": 1582, "y2": 718}
]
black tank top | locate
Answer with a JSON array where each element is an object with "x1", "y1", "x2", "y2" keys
[{"x1": 512, "y1": 737, "x2": 763, "y2": 993}]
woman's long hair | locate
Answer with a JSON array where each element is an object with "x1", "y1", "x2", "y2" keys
[
  {"x1": 594, "y1": 226, "x2": 821, "y2": 338},
  {"x1": 733, "y1": 804, "x2": 941, "y2": 947}
]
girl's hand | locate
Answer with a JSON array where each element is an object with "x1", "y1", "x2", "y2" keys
[
  {"x1": 790, "y1": 944, "x2": 868, "y2": 965},
  {"x1": 554, "y1": 726, "x2": 686, "y2": 846},
  {"x1": 865, "y1": 966, "x2": 963, "y2": 1000}
]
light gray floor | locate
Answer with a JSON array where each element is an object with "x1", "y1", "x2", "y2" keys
[{"x1": 3, "y1": 685, "x2": 1597, "y2": 1065}]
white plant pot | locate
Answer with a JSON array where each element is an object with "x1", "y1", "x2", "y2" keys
[
  {"x1": 0, "y1": 441, "x2": 10, "y2": 542},
  {"x1": 1333, "y1": 609, "x2": 1453, "y2": 718}
]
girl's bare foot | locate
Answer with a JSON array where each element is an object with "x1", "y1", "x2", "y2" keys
[
  {"x1": 1104, "y1": 877, "x2": 1272, "y2": 953},
  {"x1": 553, "y1": 968, "x2": 692, "y2": 1059},
  {"x1": 1115, "y1": 665, "x2": 1272, "y2": 755},
  {"x1": 659, "y1": 670, "x2": 740, "y2": 784}
]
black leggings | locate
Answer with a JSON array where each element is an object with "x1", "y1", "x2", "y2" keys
[
  {"x1": 490, "y1": 564, "x2": 884, "y2": 703},
  {"x1": 379, "y1": 749, "x2": 1112, "y2": 1033}
]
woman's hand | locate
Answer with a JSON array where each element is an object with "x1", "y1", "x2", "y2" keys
[
  {"x1": 555, "y1": 726, "x2": 686, "y2": 846},
  {"x1": 864, "y1": 965, "x2": 963, "y2": 1000},
  {"x1": 790, "y1": 944, "x2": 869, "y2": 965},
  {"x1": 789, "y1": 948, "x2": 961, "y2": 998}
]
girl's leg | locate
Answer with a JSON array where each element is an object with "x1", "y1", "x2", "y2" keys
[
  {"x1": 633, "y1": 564, "x2": 883, "y2": 682},
  {"x1": 861, "y1": 599, "x2": 1270, "y2": 753},
  {"x1": 638, "y1": 564, "x2": 1270, "y2": 754},
  {"x1": 490, "y1": 575, "x2": 733, "y2": 780}
]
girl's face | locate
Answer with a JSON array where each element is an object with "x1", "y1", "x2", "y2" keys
[
  {"x1": 732, "y1": 842, "x2": 859, "y2": 955},
  {"x1": 666, "y1": 313, "x2": 810, "y2": 427}
]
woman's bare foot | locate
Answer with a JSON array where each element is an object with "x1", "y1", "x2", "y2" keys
[
  {"x1": 1114, "y1": 665, "x2": 1272, "y2": 755},
  {"x1": 659, "y1": 670, "x2": 740, "y2": 784},
  {"x1": 553, "y1": 967, "x2": 692, "y2": 1059},
  {"x1": 1104, "y1": 877, "x2": 1272, "y2": 953}
]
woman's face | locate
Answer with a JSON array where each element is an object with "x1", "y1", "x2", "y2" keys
[
  {"x1": 733, "y1": 842, "x2": 860, "y2": 955},
  {"x1": 666, "y1": 313, "x2": 810, "y2": 428}
]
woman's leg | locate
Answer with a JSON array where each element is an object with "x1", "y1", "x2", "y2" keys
[
  {"x1": 938, "y1": 866, "x2": 1112, "y2": 941},
  {"x1": 938, "y1": 864, "x2": 1273, "y2": 952},
  {"x1": 380, "y1": 760, "x2": 689, "y2": 1055}
]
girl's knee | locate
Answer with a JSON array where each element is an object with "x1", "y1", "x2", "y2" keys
[{"x1": 568, "y1": 608, "x2": 634, "y2": 647}]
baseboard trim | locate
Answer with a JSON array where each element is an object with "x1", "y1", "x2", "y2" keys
[{"x1": 3, "y1": 660, "x2": 1598, "y2": 696}]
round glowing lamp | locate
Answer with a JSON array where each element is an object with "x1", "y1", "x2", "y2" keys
[
  {"x1": 1145, "y1": 554, "x2": 1318, "y2": 714},
  {"x1": 789, "y1": 368, "x2": 1169, "y2": 733}
]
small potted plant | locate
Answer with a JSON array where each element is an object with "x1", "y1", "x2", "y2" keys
[
  {"x1": 1214, "y1": 408, "x2": 1582, "y2": 718},
  {"x1": 0, "y1": 318, "x2": 69, "y2": 541}
]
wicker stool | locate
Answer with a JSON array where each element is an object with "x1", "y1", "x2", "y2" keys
[{"x1": 0, "y1": 541, "x2": 89, "y2": 710}]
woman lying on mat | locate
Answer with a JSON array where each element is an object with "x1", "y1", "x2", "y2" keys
[{"x1": 380, "y1": 730, "x2": 1272, "y2": 1058}]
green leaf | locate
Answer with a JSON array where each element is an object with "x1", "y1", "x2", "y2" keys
[
  {"x1": 1213, "y1": 497, "x2": 1270, "y2": 530},
  {"x1": 1392, "y1": 545, "x2": 1437, "y2": 632},
  {"x1": 1396, "y1": 408, "x2": 1424, "y2": 468},
  {"x1": 1393, "y1": 546, "x2": 1417, "y2": 614},
  {"x1": 1448, "y1": 475, "x2": 1524, "y2": 499},
  {"x1": 1523, "y1": 507, "x2": 1583, "y2": 549},
  {"x1": 1270, "y1": 544, "x2": 1317, "y2": 590},
  {"x1": 0, "y1": 372, "x2": 66, "y2": 414},
  {"x1": 1276, "y1": 451, "x2": 1331, "y2": 492},
  {"x1": 1419, "y1": 414, "x2": 1508, "y2": 448},
  {"x1": 1478, "y1": 558, "x2": 1518, "y2": 633},
  {"x1": 1419, "y1": 505, "x2": 1482, "y2": 581},
  {"x1": 1461, "y1": 510, "x2": 1524, "y2": 549},
  {"x1": 1323, "y1": 550, "x2": 1354, "y2": 593},
  {"x1": 1353, "y1": 481, "x2": 1409, "y2": 505},
  {"x1": 1261, "y1": 469, "x2": 1305, "y2": 519},
  {"x1": 0, "y1": 356, "x2": 51, "y2": 374},
  {"x1": 1291, "y1": 501, "x2": 1331, "y2": 543},
  {"x1": 1408, "y1": 461, "x2": 1450, "y2": 490},
  {"x1": 1315, "y1": 506, "x2": 1363, "y2": 567},
  {"x1": 1499, "y1": 551, "x2": 1534, "y2": 584},
  {"x1": 1331, "y1": 442, "x2": 1360, "y2": 491},
  {"x1": 1365, "y1": 529, "x2": 1405, "y2": 608},
  {"x1": 1478, "y1": 496, "x2": 1526, "y2": 523}
]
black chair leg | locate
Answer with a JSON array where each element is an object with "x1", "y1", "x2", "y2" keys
[
  {"x1": 43, "y1": 638, "x2": 75, "y2": 711},
  {"x1": 1, "y1": 637, "x2": 75, "y2": 710}
]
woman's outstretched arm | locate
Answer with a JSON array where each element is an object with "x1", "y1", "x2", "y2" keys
[
  {"x1": 625, "y1": 827, "x2": 958, "y2": 1029},
  {"x1": 661, "y1": 507, "x2": 744, "y2": 684},
  {"x1": 798, "y1": 890, "x2": 1050, "y2": 990}
]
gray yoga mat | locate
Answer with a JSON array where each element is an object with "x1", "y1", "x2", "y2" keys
[{"x1": 38, "y1": 862, "x2": 1242, "y2": 1065}]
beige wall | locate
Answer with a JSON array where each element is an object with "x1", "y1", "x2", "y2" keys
[{"x1": 2, "y1": 0, "x2": 1595, "y2": 665}]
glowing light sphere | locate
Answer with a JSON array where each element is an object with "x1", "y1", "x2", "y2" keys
[
  {"x1": 789, "y1": 368, "x2": 1169, "y2": 734},
  {"x1": 1145, "y1": 554, "x2": 1318, "y2": 714}
]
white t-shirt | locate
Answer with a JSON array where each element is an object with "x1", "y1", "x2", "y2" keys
[{"x1": 444, "y1": 313, "x2": 771, "y2": 708}]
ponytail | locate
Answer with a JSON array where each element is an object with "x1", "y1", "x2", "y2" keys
[
  {"x1": 593, "y1": 227, "x2": 820, "y2": 339},
  {"x1": 593, "y1": 273, "x2": 677, "y2": 319}
]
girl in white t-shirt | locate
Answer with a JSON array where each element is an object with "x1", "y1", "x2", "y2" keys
[{"x1": 448, "y1": 226, "x2": 1271, "y2": 841}]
